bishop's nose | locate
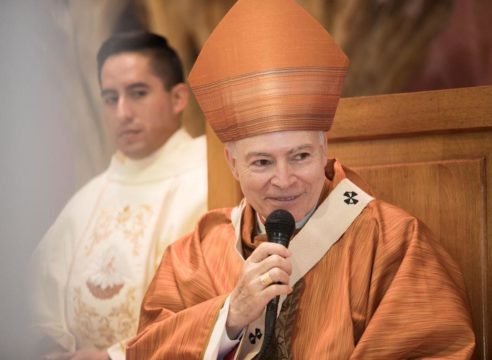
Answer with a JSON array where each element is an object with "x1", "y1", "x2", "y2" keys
[{"x1": 270, "y1": 162, "x2": 296, "y2": 189}]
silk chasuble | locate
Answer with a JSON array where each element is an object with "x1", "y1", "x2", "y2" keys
[
  {"x1": 127, "y1": 160, "x2": 474, "y2": 359},
  {"x1": 31, "y1": 129, "x2": 207, "y2": 360}
]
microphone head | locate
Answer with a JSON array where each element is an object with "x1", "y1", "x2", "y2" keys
[{"x1": 265, "y1": 209, "x2": 296, "y2": 244}]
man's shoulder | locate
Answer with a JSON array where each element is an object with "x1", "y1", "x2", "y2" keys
[
  {"x1": 353, "y1": 198, "x2": 434, "y2": 247},
  {"x1": 183, "y1": 134, "x2": 207, "y2": 161},
  {"x1": 196, "y1": 207, "x2": 234, "y2": 233},
  {"x1": 39, "y1": 170, "x2": 109, "y2": 244},
  {"x1": 188, "y1": 134, "x2": 206, "y2": 147},
  {"x1": 61, "y1": 171, "x2": 108, "y2": 216},
  {"x1": 337, "y1": 197, "x2": 410, "y2": 234},
  {"x1": 359, "y1": 198, "x2": 421, "y2": 228},
  {"x1": 166, "y1": 133, "x2": 207, "y2": 177},
  {"x1": 367, "y1": 198, "x2": 414, "y2": 218},
  {"x1": 169, "y1": 136, "x2": 207, "y2": 185},
  {"x1": 168, "y1": 207, "x2": 235, "y2": 252}
]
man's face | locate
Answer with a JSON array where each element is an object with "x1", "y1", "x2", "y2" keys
[
  {"x1": 100, "y1": 52, "x2": 187, "y2": 159},
  {"x1": 225, "y1": 131, "x2": 328, "y2": 222}
]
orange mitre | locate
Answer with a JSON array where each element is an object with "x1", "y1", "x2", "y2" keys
[{"x1": 188, "y1": 0, "x2": 349, "y2": 143}]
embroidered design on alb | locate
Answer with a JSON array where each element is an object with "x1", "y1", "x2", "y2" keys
[
  {"x1": 85, "y1": 204, "x2": 153, "y2": 257},
  {"x1": 85, "y1": 246, "x2": 131, "y2": 299},
  {"x1": 72, "y1": 286, "x2": 138, "y2": 348}
]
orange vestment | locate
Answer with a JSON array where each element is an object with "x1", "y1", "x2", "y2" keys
[{"x1": 127, "y1": 162, "x2": 475, "y2": 359}]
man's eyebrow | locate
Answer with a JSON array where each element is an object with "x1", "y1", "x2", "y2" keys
[
  {"x1": 101, "y1": 89, "x2": 116, "y2": 97},
  {"x1": 243, "y1": 144, "x2": 314, "y2": 161},
  {"x1": 244, "y1": 152, "x2": 271, "y2": 161},
  {"x1": 288, "y1": 144, "x2": 314, "y2": 154},
  {"x1": 127, "y1": 82, "x2": 150, "y2": 90},
  {"x1": 101, "y1": 82, "x2": 150, "y2": 97}
]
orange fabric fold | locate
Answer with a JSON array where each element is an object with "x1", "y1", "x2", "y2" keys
[{"x1": 128, "y1": 209, "x2": 242, "y2": 359}]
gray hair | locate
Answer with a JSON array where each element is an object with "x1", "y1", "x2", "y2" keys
[{"x1": 225, "y1": 130, "x2": 326, "y2": 158}]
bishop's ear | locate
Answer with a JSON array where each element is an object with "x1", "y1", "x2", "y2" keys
[{"x1": 224, "y1": 144, "x2": 240, "y2": 180}]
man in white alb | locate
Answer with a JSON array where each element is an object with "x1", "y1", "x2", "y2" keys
[{"x1": 30, "y1": 31, "x2": 207, "y2": 360}]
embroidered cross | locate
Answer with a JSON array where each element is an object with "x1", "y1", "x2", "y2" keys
[
  {"x1": 343, "y1": 191, "x2": 359, "y2": 205},
  {"x1": 248, "y1": 328, "x2": 262, "y2": 344}
]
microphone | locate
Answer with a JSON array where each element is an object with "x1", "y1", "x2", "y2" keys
[
  {"x1": 265, "y1": 209, "x2": 296, "y2": 248},
  {"x1": 254, "y1": 209, "x2": 295, "y2": 360}
]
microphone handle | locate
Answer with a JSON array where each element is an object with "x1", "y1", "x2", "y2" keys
[
  {"x1": 266, "y1": 230, "x2": 289, "y2": 324},
  {"x1": 252, "y1": 296, "x2": 279, "y2": 360},
  {"x1": 267, "y1": 295, "x2": 279, "y2": 313}
]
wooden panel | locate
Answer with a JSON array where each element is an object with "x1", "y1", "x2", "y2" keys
[
  {"x1": 206, "y1": 123, "x2": 242, "y2": 210},
  {"x1": 329, "y1": 85, "x2": 492, "y2": 141},
  {"x1": 353, "y1": 159, "x2": 486, "y2": 359}
]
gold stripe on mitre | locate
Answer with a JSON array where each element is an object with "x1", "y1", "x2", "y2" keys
[{"x1": 188, "y1": 0, "x2": 349, "y2": 143}]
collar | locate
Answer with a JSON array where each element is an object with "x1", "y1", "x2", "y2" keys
[
  {"x1": 255, "y1": 204, "x2": 317, "y2": 235},
  {"x1": 106, "y1": 128, "x2": 201, "y2": 184}
]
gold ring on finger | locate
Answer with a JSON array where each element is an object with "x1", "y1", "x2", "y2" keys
[{"x1": 259, "y1": 272, "x2": 273, "y2": 286}]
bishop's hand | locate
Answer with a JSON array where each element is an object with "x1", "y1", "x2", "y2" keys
[{"x1": 226, "y1": 242, "x2": 293, "y2": 339}]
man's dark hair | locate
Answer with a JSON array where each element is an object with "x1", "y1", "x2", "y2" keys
[{"x1": 97, "y1": 31, "x2": 184, "y2": 90}]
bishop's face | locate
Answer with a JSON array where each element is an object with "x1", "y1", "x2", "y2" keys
[{"x1": 225, "y1": 130, "x2": 328, "y2": 222}]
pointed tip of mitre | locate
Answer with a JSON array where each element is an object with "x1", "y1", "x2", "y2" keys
[
  {"x1": 189, "y1": 0, "x2": 348, "y2": 85},
  {"x1": 189, "y1": 0, "x2": 349, "y2": 142}
]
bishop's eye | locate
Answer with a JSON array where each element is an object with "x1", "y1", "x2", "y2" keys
[
  {"x1": 251, "y1": 159, "x2": 272, "y2": 167},
  {"x1": 292, "y1": 152, "x2": 311, "y2": 161}
]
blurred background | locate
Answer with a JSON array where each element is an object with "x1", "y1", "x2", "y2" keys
[{"x1": 0, "y1": 0, "x2": 491, "y2": 358}]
